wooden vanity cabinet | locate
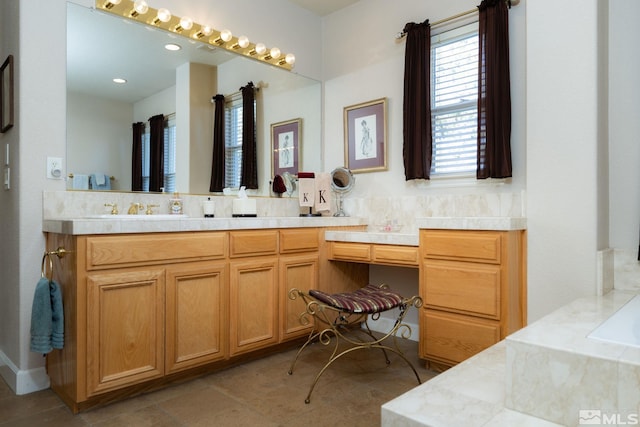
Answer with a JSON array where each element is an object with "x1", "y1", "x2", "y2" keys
[
  {"x1": 329, "y1": 241, "x2": 419, "y2": 268},
  {"x1": 46, "y1": 226, "x2": 364, "y2": 413},
  {"x1": 165, "y1": 261, "x2": 228, "y2": 374},
  {"x1": 419, "y1": 229, "x2": 525, "y2": 370},
  {"x1": 46, "y1": 231, "x2": 229, "y2": 411},
  {"x1": 279, "y1": 228, "x2": 320, "y2": 341}
]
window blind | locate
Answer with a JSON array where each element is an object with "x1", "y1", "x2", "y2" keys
[
  {"x1": 431, "y1": 25, "x2": 479, "y2": 175},
  {"x1": 224, "y1": 99, "x2": 243, "y2": 189},
  {"x1": 140, "y1": 114, "x2": 176, "y2": 192}
]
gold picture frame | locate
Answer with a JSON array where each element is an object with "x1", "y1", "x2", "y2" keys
[
  {"x1": 343, "y1": 97, "x2": 387, "y2": 173},
  {"x1": 271, "y1": 118, "x2": 301, "y2": 177}
]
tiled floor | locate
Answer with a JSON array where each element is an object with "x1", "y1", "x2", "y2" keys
[{"x1": 0, "y1": 337, "x2": 437, "y2": 426}]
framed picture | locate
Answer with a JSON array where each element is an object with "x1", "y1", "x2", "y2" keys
[
  {"x1": 271, "y1": 118, "x2": 301, "y2": 177},
  {"x1": 343, "y1": 97, "x2": 387, "y2": 173},
  {"x1": 0, "y1": 55, "x2": 14, "y2": 133}
]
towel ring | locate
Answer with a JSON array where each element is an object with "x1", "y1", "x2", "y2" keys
[{"x1": 41, "y1": 247, "x2": 68, "y2": 283}]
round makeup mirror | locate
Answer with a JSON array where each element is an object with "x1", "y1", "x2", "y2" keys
[{"x1": 330, "y1": 167, "x2": 355, "y2": 217}]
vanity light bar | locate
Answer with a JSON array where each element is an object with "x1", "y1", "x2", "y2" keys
[{"x1": 95, "y1": 0, "x2": 295, "y2": 70}]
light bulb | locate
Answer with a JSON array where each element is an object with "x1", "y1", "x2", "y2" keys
[
  {"x1": 220, "y1": 29, "x2": 233, "y2": 42},
  {"x1": 285, "y1": 53, "x2": 296, "y2": 65},
  {"x1": 269, "y1": 47, "x2": 281, "y2": 59},
  {"x1": 238, "y1": 36, "x2": 250, "y2": 49},
  {"x1": 255, "y1": 43, "x2": 267, "y2": 55},
  {"x1": 104, "y1": 0, "x2": 121, "y2": 10},
  {"x1": 176, "y1": 17, "x2": 193, "y2": 31},
  {"x1": 157, "y1": 8, "x2": 172, "y2": 23},
  {"x1": 132, "y1": 0, "x2": 148, "y2": 14},
  {"x1": 193, "y1": 25, "x2": 214, "y2": 39}
]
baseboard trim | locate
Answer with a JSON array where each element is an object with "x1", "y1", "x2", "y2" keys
[{"x1": 0, "y1": 350, "x2": 50, "y2": 395}]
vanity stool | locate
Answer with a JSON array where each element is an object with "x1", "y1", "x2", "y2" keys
[{"x1": 287, "y1": 284, "x2": 423, "y2": 403}]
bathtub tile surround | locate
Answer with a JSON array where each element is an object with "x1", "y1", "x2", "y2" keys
[
  {"x1": 382, "y1": 342, "x2": 563, "y2": 426},
  {"x1": 383, "y1": 290, "x2": 640, "y2": 426}
]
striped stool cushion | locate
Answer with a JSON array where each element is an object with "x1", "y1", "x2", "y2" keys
[{"x1": 309, "y1": 284, "x2": 404, "y2": 314}]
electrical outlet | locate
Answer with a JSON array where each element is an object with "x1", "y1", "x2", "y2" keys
[{"x1": 47, "y1": 157, "x2": 63, "y2": 180}]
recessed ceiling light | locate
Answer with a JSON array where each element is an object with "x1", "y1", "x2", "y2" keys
[
  {"x1": 164, "y1": 43, "x2": 181, "y2": 51},
  {"x1": 112, "y1": 78, "x2": 127, "y2": 84}
]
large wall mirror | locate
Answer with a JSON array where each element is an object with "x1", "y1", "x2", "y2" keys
[{"x1": 66, "y1": 2, "x2": 321, "y2": 195}]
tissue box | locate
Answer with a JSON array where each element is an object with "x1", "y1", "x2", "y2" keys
[{"x1": 232, "y1": 199, "x2": 257, "y2": 217}]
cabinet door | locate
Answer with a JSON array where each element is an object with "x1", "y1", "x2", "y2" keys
[
  {"x1": 420, "y1": 309, "x2": 500, "y2": 366},
  {"x1": 86, "y1": 269, "x2": 164, "y2": 396},
  {"x1": 229, "y1": 258, "x2": 279, "y2": 356},
  {"x1": 165, "y1": 262, "x2": 228, "y2": 374},
  {"x1": 279, "y1": 254, "x2": 318, "y2": 341}
]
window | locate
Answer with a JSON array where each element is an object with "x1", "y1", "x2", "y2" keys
[
  {"x1": 223, "y1": 97, "x2": 256, "y2": 189},
  {"x1": 224, "y1": 99, "x2": 243, "y2": 188},
  {"x1": 141, "y1": 114, "x2": 176, "y2": 192},
  {"x1": 430, "y1": 23, "x2": 479, "y2": 176}
]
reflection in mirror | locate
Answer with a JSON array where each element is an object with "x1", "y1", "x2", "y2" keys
[
  {"x1": 66, "y1": 2, "x2": 321, "y2": 195},
  {"x1": 330, "y1": 167, "x2": 354, "y2": 217}
]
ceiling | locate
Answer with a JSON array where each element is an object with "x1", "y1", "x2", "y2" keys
[{"x1": 286, "y1": 0, "x2": 359, "y2": 16}]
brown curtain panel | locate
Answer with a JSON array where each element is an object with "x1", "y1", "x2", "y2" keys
[
  {"x1": 131, "y1": 121, "x2": 145, "y2": 191},
  {"x1": 477, "y1": 0, "x2": 512, "y2": 179},
  {"x1": 149, "y1": 114, "x2": 165, "y2": 192},
  {"x1": 402, "y1": 20, "x2": 432, "y2": 180},
  {"x1": 210, "y1": 94, "x2": 226, "y2": 192},
  {"x1": 240, "y1": 82, "x2": 258, "y2": 189}
]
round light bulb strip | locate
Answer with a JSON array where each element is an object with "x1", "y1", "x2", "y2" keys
[{"x1": 97, "y1": 0, "x2": 295, "y2": 70}]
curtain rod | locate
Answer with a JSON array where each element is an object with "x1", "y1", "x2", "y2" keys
[
  {"x1": 395, "y1": 0, "x2": 518, "y2": 39},
  {"x1": 211, "y1": 83, "x2": 263, "y2": 104}
]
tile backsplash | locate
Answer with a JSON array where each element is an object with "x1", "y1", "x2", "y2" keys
[{"x1": 43, "y1": 190, "x2": 525, "y2": 225}]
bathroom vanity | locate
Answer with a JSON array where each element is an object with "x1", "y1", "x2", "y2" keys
[
  {"x1": 43, "y1": 214, "x2": 526, "y2": 412},
  {"x1": 43, "y1": 217, "x2": 369, "y2": 413}
]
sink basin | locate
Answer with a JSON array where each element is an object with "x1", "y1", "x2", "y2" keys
[{"x1": 84, "y1": 214, "x2": 188, "y2": 220}]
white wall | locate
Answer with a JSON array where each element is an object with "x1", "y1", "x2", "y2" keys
[
  {"x1": 609, "y1": 0, "x2": 640, "y2": 290},
  {"x1": 67, "y1": 92, "x2": 133, "y2": 191},
  {"x1": 526, "y1": 0, "x2": 605, "y2": 320}
]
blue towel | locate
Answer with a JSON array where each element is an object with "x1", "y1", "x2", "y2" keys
[
  {"x1": 30, "y1": 277, "x2": 64, "y2": 354},
  {"x1": 90, "y1": 174, "x2": 111, "y2": 191}
]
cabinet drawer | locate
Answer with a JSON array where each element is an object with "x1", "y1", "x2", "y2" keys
[
  {"x1": 329, "y1": 242, "x2": 371, "y2": 263},
  {"x1": 372, "y1": 245, "x2": 419, "y2": 267},
  {"x1": 229, "y1": 230, "x2": 278, "y2": 258},
  {"x1": 423, "y1": 260, "x2": 500, "y2": 319},
  {"x1": 86, "y1": 232, "x2": 227, "y2": 270},
  {"x1": 421, "y1": 309, "x2": 500, "y2": 365},
  {"x1": 422, "y1": 230, "x2": 501, "y2": 264},
  {"x1": 279, "y1": 228, "x2": 319, "y2": 254}
]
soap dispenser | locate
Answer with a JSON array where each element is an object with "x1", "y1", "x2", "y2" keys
[
  {"x1": 203, "y1": 197, "x2": 215, "y2": 218},
  {"x1": 169, "y1": 192, "x2": 183, "y2": 215}
]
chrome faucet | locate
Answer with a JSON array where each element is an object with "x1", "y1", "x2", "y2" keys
[
  {"x1": 104, "y1": 203, "x2": 118, "y2": 215},
  {"x1": 145, "y1": 204, "x2": 159, "y2": 215},
  {"x1": 128, "y1": 202, "x2": 143, "y2": 215}
]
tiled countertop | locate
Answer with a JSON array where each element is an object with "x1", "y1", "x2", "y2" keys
[
  {"x1": 43, "y1": 216, "x2": 526, "y2": 237},
  {"x1": 416, "y1": 216, "x2": 526, "y2": 231},
  {"x1": 324, "y1": 230, "x2": 420, "y2": 246},
  {"x1": 42, "y1": 216, "x2": 367, "y2": 235}
]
